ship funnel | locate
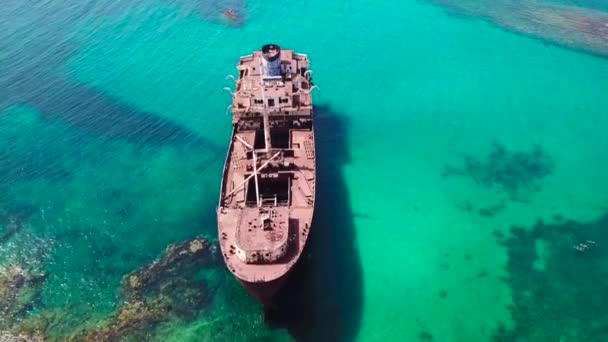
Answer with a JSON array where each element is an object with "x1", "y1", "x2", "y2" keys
[{"x1": 261, "y1": 44, "x2": 282, "y2": 78}]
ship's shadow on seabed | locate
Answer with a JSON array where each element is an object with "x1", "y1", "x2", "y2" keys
[{"x1": 266, "y1": 105, "x2": 364, "y2": 342}]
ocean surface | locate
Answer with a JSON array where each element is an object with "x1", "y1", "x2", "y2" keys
[{"x1": 1, "y1": 0, "x2": 608, "y2": 341}]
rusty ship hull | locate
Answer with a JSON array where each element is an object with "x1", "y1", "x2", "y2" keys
[{"x1": 217, "y1": 44, "x2": 317, "y2": 303}]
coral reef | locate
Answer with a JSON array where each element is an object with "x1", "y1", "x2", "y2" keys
[
  {"x1": 67, "y1": 237, "x2": 219, "y2": 340},
  {"x1": 494, "y1": 214, "x2": 608, "y2": 341},
  {"x1": 443, "y1": 142, "x2": 554, "y2": 200},
  {"x1": 430, "y1": 0, "x2": 608, "y2": 59}
]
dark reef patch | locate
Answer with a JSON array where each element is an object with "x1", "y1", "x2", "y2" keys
[
  {"x1": 456, "y1": 200, "x2": 473, "y2": 213},
  {"x1": 476, "y1": 270, "x2": 488, "y2": 278},
  {"x1": 419, "y1": 331, "x2": 434, "y2": 341},
  {"x1": 479, "y1": 201, "x2": 506, "y2": 218},
  {"x1": 266, "y1": 106, "x2": 364, "y2": 342},
  {"x1": 456, "y1": 200, "x2": 506, "y2": 217},
  {"x1": 443, "y1": 142, "x2": 554, "y2": 200},
  {"x1": 494, "y1": 213, "x2": 608, "y2": 341}
]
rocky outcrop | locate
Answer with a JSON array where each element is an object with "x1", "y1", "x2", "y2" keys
[
  {"x1": 0, "y1": 331, "x2": 45, "y2": 342},
  {"x1": 67, "y1": 237, "x2": 219, "y2": 341},
  {"x1": 0, "y1": 264, "x2": 47, "y2": 329},
  {"x1": 68, "y1": 299, "x2": 171, "y2": 342},
  {"x1": 122, "y1": 237, "x2": 218, "y2": 301}
]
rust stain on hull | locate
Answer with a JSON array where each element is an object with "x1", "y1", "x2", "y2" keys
[{"x1": 217, "y1": 45, "x2": 317, "y2": 303}]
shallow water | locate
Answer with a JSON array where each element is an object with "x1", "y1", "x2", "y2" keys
[{"x1": 1, "y1": 0, "x2": 608, "y2": 340}]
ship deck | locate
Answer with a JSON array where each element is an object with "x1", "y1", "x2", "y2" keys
[{"x1": 217, "y1": 128, "x2": 315, "y2": 283}]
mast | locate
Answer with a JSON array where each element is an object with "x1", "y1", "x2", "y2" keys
[
  {"x1": 252, "y1": 151, "x2": 261, "y2": 207},
  {"x1": 262, "y1": 110, "x2": 271, "y2": 152}
]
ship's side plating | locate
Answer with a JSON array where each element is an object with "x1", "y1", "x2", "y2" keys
[{"x1": 217, "y1": 45, "x2": 317, "y2": 302}]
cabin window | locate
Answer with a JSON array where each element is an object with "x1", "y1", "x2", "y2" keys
[{"x1": 268, "y1": 98, "x2": 275, "y2": 107}]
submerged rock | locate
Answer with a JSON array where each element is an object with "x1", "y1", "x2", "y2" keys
[
  {"x1": 122, "y1": 237, "x2": 218, "y2": 301},
  {"x1": 66, "y1": 236, "x2": 219, "y2": 340},
  {"x1": 0, "y1": 331, "x2": 45, "y2": 342},
  {"x1": 0, "y1": 264, "x2": 47, "y2": 328},
  {"x1": 69, "y1": 299, "x2": 171, "y2": 342}
]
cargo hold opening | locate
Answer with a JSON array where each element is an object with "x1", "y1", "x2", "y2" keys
[
  {"x1": 253, "y1": 128, "x2": 290, "y2": 149},
  {"x1": 246, "y1": 175, "x2": 290, "y2": 207}
]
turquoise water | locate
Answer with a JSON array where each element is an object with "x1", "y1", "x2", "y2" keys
[{"x1": 2, "y1": 0, "x2": 608, "y2": 340}]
